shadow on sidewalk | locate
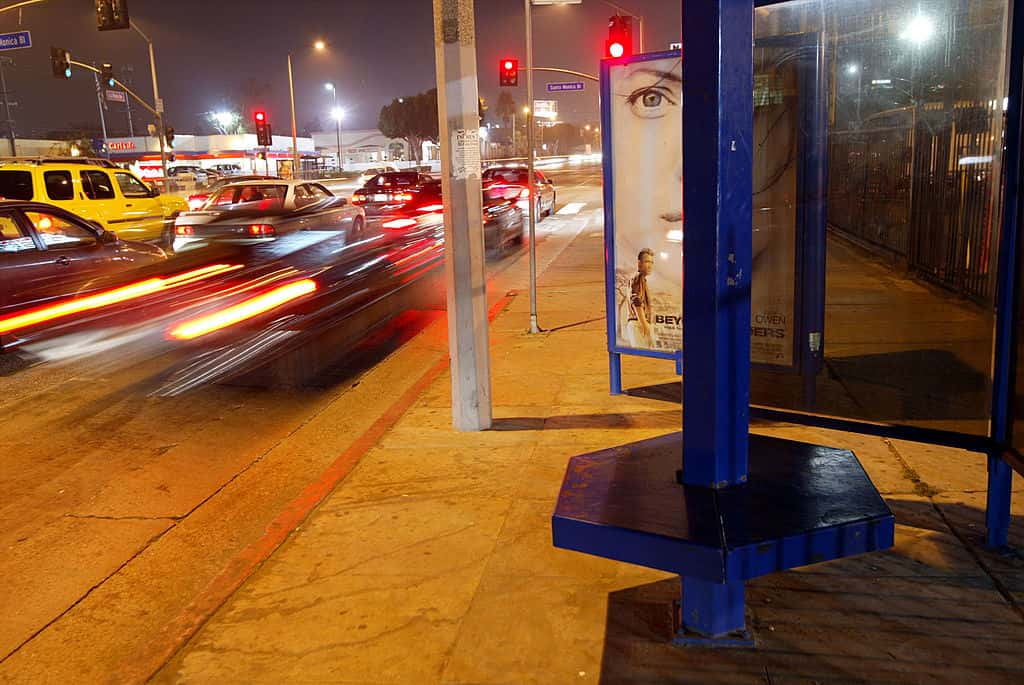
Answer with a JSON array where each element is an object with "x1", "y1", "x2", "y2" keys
[
  {"x1": 594, "y1": 500, "x2": 1024, "y2": 684},
  {"x1": 490, "y1": 410, "x2": 681, "y2": 432}
]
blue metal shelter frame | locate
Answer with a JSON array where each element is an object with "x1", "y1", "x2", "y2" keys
[{"x1": 554, "y1": 0, "x2": 1024, "y2": 644}]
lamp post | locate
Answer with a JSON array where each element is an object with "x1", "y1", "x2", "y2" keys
[
  {"x1": 325, "y1": 83, "x2": 344, "y2": 172},
  {"x1": 129, "y1": 20, "x2": 168, "y2": 186},
  {"x1": 288, "y1": 40, "x2": 327, "y2": 180},
  {"x1": 332, "y1": 106, "x2": 345, "y2": 172}
]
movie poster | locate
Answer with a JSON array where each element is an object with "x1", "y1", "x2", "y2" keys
[
  {"x1": 607, "y1": 52, "x2": 797, "y2": 367},
  {"x1": 610, "y1": 55, "x2": 684, "y2": 354}
]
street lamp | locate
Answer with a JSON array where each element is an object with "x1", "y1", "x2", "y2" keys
[
  {"x1": 332, "y1": 105, "x2": 346, "y2": 172},
  {"x1": 325, "y1": 82, "x2": 344, "y2": 172},
  {"x1": 845, "y1": 64, "x2": 862, "y2": 126},
  {"x1": 213, "y1": 110, "x2": 237, "y2": 133},
  {"x1": 901, "y1": 14, "x2": 934, "y2": 44},
  {"x1": 287, "y1": 39, "x2": 327, "y2": 179}
]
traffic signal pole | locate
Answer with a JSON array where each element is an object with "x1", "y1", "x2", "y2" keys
[
  {"x1": 524, "y1": 0, "x2": 540, "y2": 334},
  {"x1": 432, "y1": 0, "x2": 493, "y2": 432},
  {"x1": 129, "y1": 20, "x2": 168, "y2": 187}
]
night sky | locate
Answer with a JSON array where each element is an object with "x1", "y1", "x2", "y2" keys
[{"x1": 1, "y1": 0, "x2": 679, "y2": 138}]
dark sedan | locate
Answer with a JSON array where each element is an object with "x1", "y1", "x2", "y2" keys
[
  {"x1": 381, "y1": 181, "x2": 524, "y2": 255},
  {"x1": 173, "y1": 180, "x2": 366, "y2": 252},
  {"x1": 351, "y1": 171, "x2": 436, "y2": 216},
  {"x1": 0, "y1": 201, "x2": 166, "y2": 343}
]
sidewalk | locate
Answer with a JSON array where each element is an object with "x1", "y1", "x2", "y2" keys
[{"x1": 153, "y1": 223, "x2": 1024, "y2": 684}]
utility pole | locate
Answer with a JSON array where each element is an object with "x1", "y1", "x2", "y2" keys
[
  {"x1": 121, "y1": 64, "x2": 135, "y2": 137},
  {"x1": 432, "y1": 0, "x2": 492, "y2": 431},
  {"x1": 525, "y1": 0, "x2": 540, "y2": 333},
  {"x1": 92, "y1": 69, "x2": 110, "y2": 158},
  {"x1": 129, "y1": 21, "x2": 168, "y2": 185},
  {"x1": 0, "y1": 57, "x2": 15, "y2": 155}
]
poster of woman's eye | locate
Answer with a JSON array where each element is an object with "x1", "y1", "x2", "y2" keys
[
  {"x1": 607, "y1": 51, "x2": 798, "y2": 368},
  {"x1": 610, "y1": 55, "x2": 684, "y2": 353}
]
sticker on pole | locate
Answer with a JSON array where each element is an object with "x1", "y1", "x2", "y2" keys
[{"x1": 451, "y1": 128, "x2": 480, "y2": 180}]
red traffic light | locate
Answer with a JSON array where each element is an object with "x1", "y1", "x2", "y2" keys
[
  {"x1": 254, "y1": 111, "x2": 266, "y2": 122},
  {"x1": 608, "y1": 42, "x2": 625, "y2": 58},
  {"x1": 499, "y1": 58, "x2": 519, "y2": 87},
  {"x1": 605, "y1": 15, "x2": 633, "y2": 59}
]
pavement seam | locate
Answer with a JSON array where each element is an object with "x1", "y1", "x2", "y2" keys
[{"x1": 883, "y1": 439, "x2": 1024, "y2": 624}]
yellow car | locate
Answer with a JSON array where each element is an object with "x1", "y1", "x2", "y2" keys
[{"x1": 0, "y1": 160, "x2": 187, "y2": 247}]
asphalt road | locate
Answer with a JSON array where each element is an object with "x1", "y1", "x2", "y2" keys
[{"x1": 0, "y1": 161, "x2": 603, "y2": 680}]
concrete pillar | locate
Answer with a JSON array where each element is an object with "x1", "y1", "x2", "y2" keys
[{"x1": 432, "y1": 0, "x2": 493, "y2": 431}]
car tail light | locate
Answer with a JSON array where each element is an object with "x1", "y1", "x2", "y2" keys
[
  {"x1": 247, "y1": 224, "x2": 276, "y2": 236},
  {"x1": 175, "y1": 225, "x2": 194, "y2": 236},
  {"x1": 382, "y1": 218, "x2": 418, "y2": 230},
  {"x1": 168, "y1": 279, "x2": 318, "y2": 340},
  {"x1": 417, "y1": 204, "x2": 444, "y2": 213},
  {"x1": 351, "y1": 194, "x2": 364, "y2": 204},
  {"x1": 395, "y1": 192, "x2": 413, "y2": 202},
  {"x1": 187, "y1": 195, "x2": 208, "y2": 210}
]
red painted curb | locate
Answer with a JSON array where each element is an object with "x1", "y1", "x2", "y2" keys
[{"x1": 121, "y1": 292, "x2": 516, "y2": 684}]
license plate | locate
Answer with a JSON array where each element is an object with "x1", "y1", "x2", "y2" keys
[{"x1": 373, "y1": 194, "x2": 388, "y2": 201}]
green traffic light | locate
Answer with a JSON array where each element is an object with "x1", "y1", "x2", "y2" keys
[{"x1": 64, "y1": 67, "x2": 71, "y2": 78}]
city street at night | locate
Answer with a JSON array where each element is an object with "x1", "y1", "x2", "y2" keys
[{"x1": 2, "y1": 1, "x2": 1024, "y2": 684}]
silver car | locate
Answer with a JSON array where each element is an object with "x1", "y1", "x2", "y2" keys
[{"x1": 173, "y1": 180, "x2": 366, "y2": 252}]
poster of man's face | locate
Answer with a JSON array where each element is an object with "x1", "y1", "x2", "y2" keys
[{"x1": 607, "y1": 51, "x2": 798, "y2": 366}]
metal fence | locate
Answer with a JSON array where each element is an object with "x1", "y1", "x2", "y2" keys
[{"x1": 828, "y1": 101, "x2": 1002, "y2": 303}]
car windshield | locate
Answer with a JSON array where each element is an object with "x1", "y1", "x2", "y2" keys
[
  {"x1": 483, "y1": 168, "x2": 529, "y2": 185},
  {"x1": 210, "y1": 184, "x2": 287, "y2": 208},
  {"x1": 0, "y1": 170, "x2": 34, "y2": 200}
]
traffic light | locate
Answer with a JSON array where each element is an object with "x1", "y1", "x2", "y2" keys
[
  {"x1": 50, "y1": 47, "x2": 72, "y2": 80},
  {"x1": 101, "y1": 63, "x2": 115, "y2": 88},
  {"x1": 499, "y1": 58, "x2": 518, "y2": 87},
  {"x1": 164, "y1": 127, "x2": 175, "y2": 148},
  {"x1": 605, "y1": 15, "x2": 633, "y2": 59},
  {"x1": 95, "y1": 0, "x2": 130, "y2": 31},
  {"x1": 254, "y1": 110, "x2": 272, "y2": 146},
  {"x1": 257, "y1": 150, "x2": 267, "y2": 160}
]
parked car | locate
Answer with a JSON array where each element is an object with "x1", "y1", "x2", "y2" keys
[
  {"x1": 0, "y1": 201, "x2": 166, "y2": 330},
  {"x1": 187, "y1": 175, "x2": 282, "y2": 210},
  {"x1": 481, "y1": 165, "x2": 556, "y2": 219},
  {"x1": 173, "y1": 180, "x2": 365, "y2": 252},
  {"x1": 350, "y1": 171, "x2": 436, "y2": 216},
  {"x1": 209, "y1": 163, "x2": 242, "y2": 175},
  {"x1": 357, "y1": 165, "x2": 399, "y2": 186},
  {"x1": 0, "y1": 160, "x2": 187, "y2": 248}
]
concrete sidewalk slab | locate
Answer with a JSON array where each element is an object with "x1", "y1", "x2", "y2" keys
[{"x1": 153, "y1": 216, "x2": 1024, "y2": 684}]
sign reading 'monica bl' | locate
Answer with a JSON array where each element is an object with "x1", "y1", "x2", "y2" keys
[{"x1": 0, "y1": 31, "x2": 31, "y2": 52}]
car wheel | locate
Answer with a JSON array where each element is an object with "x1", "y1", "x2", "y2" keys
[{"x1": 351, "y1": 216, "x2": 365, "y2": 242}]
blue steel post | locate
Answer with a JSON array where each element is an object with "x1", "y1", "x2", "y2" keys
[
  {"x1": 987, "y1": 0, "x2": 1024, "y2": 548},
  {"x1": 679, "y1": 0, "x2": 753, "y2": 638},
  {"x1": 681, "y1": 0, "x2": 753, "y2": 489},
  {"x1": 602, "y1": 60, "x2": 623, "y2": 395}
]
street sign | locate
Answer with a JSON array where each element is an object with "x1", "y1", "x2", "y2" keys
[
  {"x1": 0, "y1": 31, "x2": 31, "y2": 52},
  {"x1": 547, "y1": 81, "x2": 584, "y2": 93},
  {"x1": 105, "y1": 89, "x2": 127, "y2": 103}
]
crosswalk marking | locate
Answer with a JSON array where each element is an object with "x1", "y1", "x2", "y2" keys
[{"x1": 557, "y1": 202, "x2": 586, "y2": 215}]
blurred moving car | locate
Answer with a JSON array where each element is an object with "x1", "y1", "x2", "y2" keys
[
  {"x1": 0, "y1": 160, "x2": 187, "y2": 248},
  {"x1": 187, "y1": 175, "x2": 282, "y2": 210},
  {"x1": 481, "y1": 165, "x2": 556, "y2": 220},
  {"x1": 357, "y1": 165, "x2": 399, "y2": 186},
  {"x1": 0, "y1": 201, "x2": 166, "y2": 322},
  {"x1": 351, "y1": 171, "x2": 436, "y2": 216},
  {"x1": 381, "y1": 180, "x2": 524, "y2": 255},
  {"x1": 173, "y1": 180, "x2": 365, "y2": 252}
]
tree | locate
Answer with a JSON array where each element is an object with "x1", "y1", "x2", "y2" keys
[
  {"x1": 495, "y1": 91, "x2": 517, "y2": 125},
  {"x1": 378, "y1": 88, "x2": 440, "y2": 163}
]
